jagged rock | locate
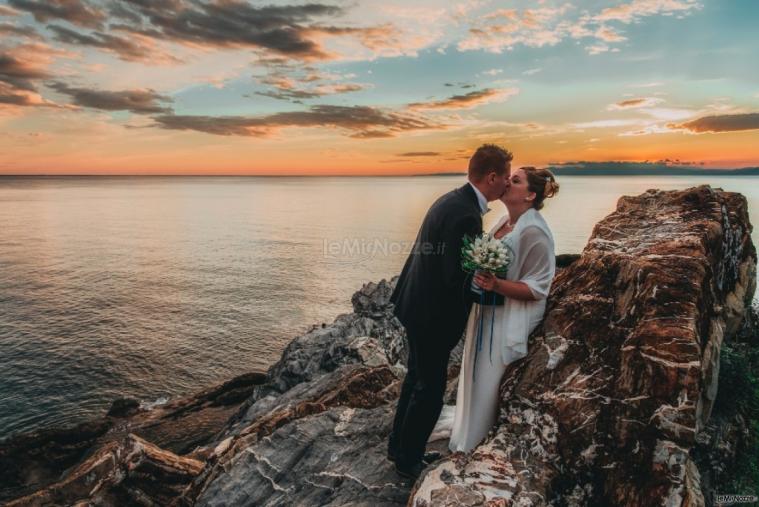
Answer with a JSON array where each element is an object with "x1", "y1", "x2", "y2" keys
[
  {"x1": 351, "y1": 277, "x2": 398, "y2": 317},
  {"x1": 107, "y1": 397, "x2": 141, "y2": 418},
  {"x1": 411, "y1": 185, "x2": 756, "y2": 506},
  {"x1": 184, "y1": 280, "x2": 415, "y2": 505},
  {"x1": 0, "y1": 371, "x2": 266, "y2": 503},
  {"x1": 6, "y1": 434, "x2": 203, "y2": 507},
  {"x1": 0, "y1": 420, "x2": 111, "y2": 503},
  {"x1": 191, "y1": 365, "x2": 407, "y2": 506},
  {"x1": 270, "y1": 284, "x2": 405, "y2": 394},
  {"x1": 198, "y1": 403, "x2": 408, "y2": 507},
  {"x1": 222, "y1": 279, "x2": 408, "y2": 435}
]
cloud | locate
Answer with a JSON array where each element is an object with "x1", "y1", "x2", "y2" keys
[
  {"x1": 313, "y1": 23, "x2": 417, "y2": 58},
  {"x1": 256, "y1": 83, "x2": 366, "y2": 102},
  {"x1": 444, "y1": 82, "x2": 476, "y2": 88},
  {"x1": 254, "y1": 68, "x2": 368, "y2": 102},
  {"x1": 47, "y1": 81, "x2": 173, "y2": 114},
  {"x1": 594, "y1": 26, "x2": 626, "y2": 42},
  {"x1": 668, "y1": 113, "x2": 759, "y2": 133},
  {"x1": 585, "y1": 43, "x2": 610, "y2": 55},
  {"x1": 0, "y1": 80, "x2": 43, "y2": 109},
  {"x1": 522, "y1": 68, "x2": 542, "y2": 76},
  {"x1": 8, "y1": 0, "x2": 106, "y2": 28},
  {"x1": 594, "y1": 0, "x2": 702, "y2": 24},
  {"x1": 0, "y1": 42, "x2": 75, "y2": 108},
  {"x1": 0, "y1": 5, "x2": 21, "y2": 16},
  {"x1": 0, "y1": 22, "x2": 40, "y2": 38},
  {"x1": 321, "y1": 4, "x2": 452, "y2": 59},
  {"x1": 458, "y1": 5, "x2": 572, "y2": 53},
  {"x1": 608, "y1": 97, "x2": 664, "y2": 109},
  {"x1": 639, "y1": 107, "x2": 692, "y2": 121},
  {"x1": 461, "y1": 1, "x2": 700, "y2": 55},
  {"x1": 48, "y1": 24, "x2": 182, "y2": 64},
  {"x1": 151, "y1": 104, "x2": 444, "y2": 138},
  {"x1": 0, "y1": 50, "x2": 52, "y2": 92},
  {"x1": 618, "y1": 124, "x2": 671, "y2": 136},
  {"x1": 5, "y1": 1, "x2": 409, "y2": 66},
  {"x1": 408, "y1": 88, "x2": 518, "y2": 110},
  {"x1": 106, "y1": 2, "x2": 143, "y2": 24},
  {"x1": 573, "y1": 119, "x2": 644, "y2": 129},
  {"x1": 0, "y1": 82, "x2": 57, "y2": 107},
  {"x1": 105, "y1": 1, "x2": 398, "y2": 62},
  {"x1": 481, "y1": 68, "x2": 503, "y2": 76},
  {"x1": 397, "y1": 151, "x2": 440, "y2": 157}
]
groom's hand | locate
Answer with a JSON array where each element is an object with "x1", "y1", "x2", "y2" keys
[{"x1": 473, "y1": 271, "x2": 497, "y2": 291}]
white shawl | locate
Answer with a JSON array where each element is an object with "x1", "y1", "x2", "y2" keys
[{"x1": 489, "y1": 208, "x2": 556, "y2": 364}]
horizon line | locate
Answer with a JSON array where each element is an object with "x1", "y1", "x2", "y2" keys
[{"x1": 1, "y1": 164, "x2": 757, "y2": 178}]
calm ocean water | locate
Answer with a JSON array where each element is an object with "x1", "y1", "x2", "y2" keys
[{"x1": 1, "y1": 175, "x2": 757, "y2": 439}]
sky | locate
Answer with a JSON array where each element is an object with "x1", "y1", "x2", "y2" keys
[{"x1": 0, "y1": 0, "x2": 757, "y2": 175}]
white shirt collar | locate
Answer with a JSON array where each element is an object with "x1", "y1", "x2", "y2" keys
[{"x1": 468, "y1": 181, "x2": 490, "y2": 215}]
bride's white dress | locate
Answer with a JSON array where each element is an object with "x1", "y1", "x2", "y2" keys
[{"x1": 429, "y1": 208, "x2": 556, "y2": 452}]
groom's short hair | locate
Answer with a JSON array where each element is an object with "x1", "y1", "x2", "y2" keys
[{"x1": 468, "y1": 144, "x2": 513, "y2": 181}]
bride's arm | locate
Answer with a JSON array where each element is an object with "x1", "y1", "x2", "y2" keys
[{"x1": 473, "y1": 273, "x2": 536, "y2": 300}]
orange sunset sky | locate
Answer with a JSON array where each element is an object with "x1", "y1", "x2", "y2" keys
[{"x1": 1, "y1": 0, "x2": 758, "y2": 175}]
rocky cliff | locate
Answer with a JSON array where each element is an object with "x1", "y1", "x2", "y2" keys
[
  {"x1": 1, "y1": 185, "x2": 755, "y2": 507},
  {"x1": 411, "y1": 185, "x2": 757, "y2": 506}
]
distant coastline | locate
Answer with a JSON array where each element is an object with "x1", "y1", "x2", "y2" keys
[
  {"x1": 546, "y1": 162, "x2": 759, "y2": 176},
  {"x1": 415, "y1": 164, "x2": 759, "y2": 177}
]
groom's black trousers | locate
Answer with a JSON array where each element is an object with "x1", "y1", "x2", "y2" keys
[{"x1": 389, "y1": 326, "x2": 452, "y2": 466}]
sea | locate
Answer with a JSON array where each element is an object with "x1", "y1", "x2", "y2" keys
[{"x1": 1, "y1": 175, "x2": 757, "y2": 439}]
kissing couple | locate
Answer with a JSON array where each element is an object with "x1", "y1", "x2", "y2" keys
[{"x1": 387, "y1": 143, "x2": 560, "y2": 479}]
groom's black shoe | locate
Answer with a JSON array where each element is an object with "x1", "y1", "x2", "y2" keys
[
  {"x1": 387, "y1": 449, "x2": 442, "y2": 465},
  {"x1": 394, "y1": 460, "x2": 425, "y2": 480},
  {"x1": 421, "y1": 451, "x2": 442, "y2": 464}
]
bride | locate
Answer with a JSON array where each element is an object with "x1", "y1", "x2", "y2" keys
[{"x1": 432, "y1": 166, "x2": 560, "y2": 453}]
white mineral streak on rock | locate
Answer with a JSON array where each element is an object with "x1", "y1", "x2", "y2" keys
[
  {"x1": 544, "y1": 334, "x2": 569, "y2": 370},
  {"x1": 411, "y1": 460, "x2": 468, "y2": 505},
  {"x1": 334, "y1": 407, "x2": 355, "y2": 436},
  {"x1": 580, "y1": 443, "x2": 599, "y2": 464},
  {"x1": 638, "y1": 351, "x2": 701, "y2": 369},
  {"x1": 213, "y1": 437, "x2": 232, "y2": 457},
  {"x1": 413, "y1": 404, "x2": 559, "y2": 506}
]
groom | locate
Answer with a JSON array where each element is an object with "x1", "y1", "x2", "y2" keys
[{"x1": 387, "y1": 144, "x2": 512, "y2": 479}]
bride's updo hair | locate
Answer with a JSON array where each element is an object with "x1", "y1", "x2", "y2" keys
[{"x1": 521, "y1": 166, "x2": 559, "y2": 210}]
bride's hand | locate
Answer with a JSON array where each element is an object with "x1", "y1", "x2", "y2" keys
[
  {"x1": 473, "y1": 271, "x2": 497, "y2": 291},
  {"x1": 495, "y1": 222, "x2": 514, "y2": 238}
]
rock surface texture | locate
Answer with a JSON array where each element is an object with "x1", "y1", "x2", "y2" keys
[
  {"x1": 0, "y1": 372, "x2": 266, "y2": 504},
  {"x1": 1, "y1": 185, "x2": 755, "y2": 506},
  {"x1": 410, "y1": 185, "x2": 756, "y2": 506}
]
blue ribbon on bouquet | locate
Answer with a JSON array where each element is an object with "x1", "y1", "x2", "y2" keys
[{"x1": 472, "y1": 289, "x2": 498, "y2": 382}]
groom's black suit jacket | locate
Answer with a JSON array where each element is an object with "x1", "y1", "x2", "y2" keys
[{"x1": 390, "y1": 183, "x2": 483, "y2": 350}]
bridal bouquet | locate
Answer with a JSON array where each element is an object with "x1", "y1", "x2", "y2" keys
[
  {"x1": 461, "y1": 233, "x2": 513, "y2": 306},
  {"x1": 461, "y1": 233, "x2": 512, "y2": 279}
]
